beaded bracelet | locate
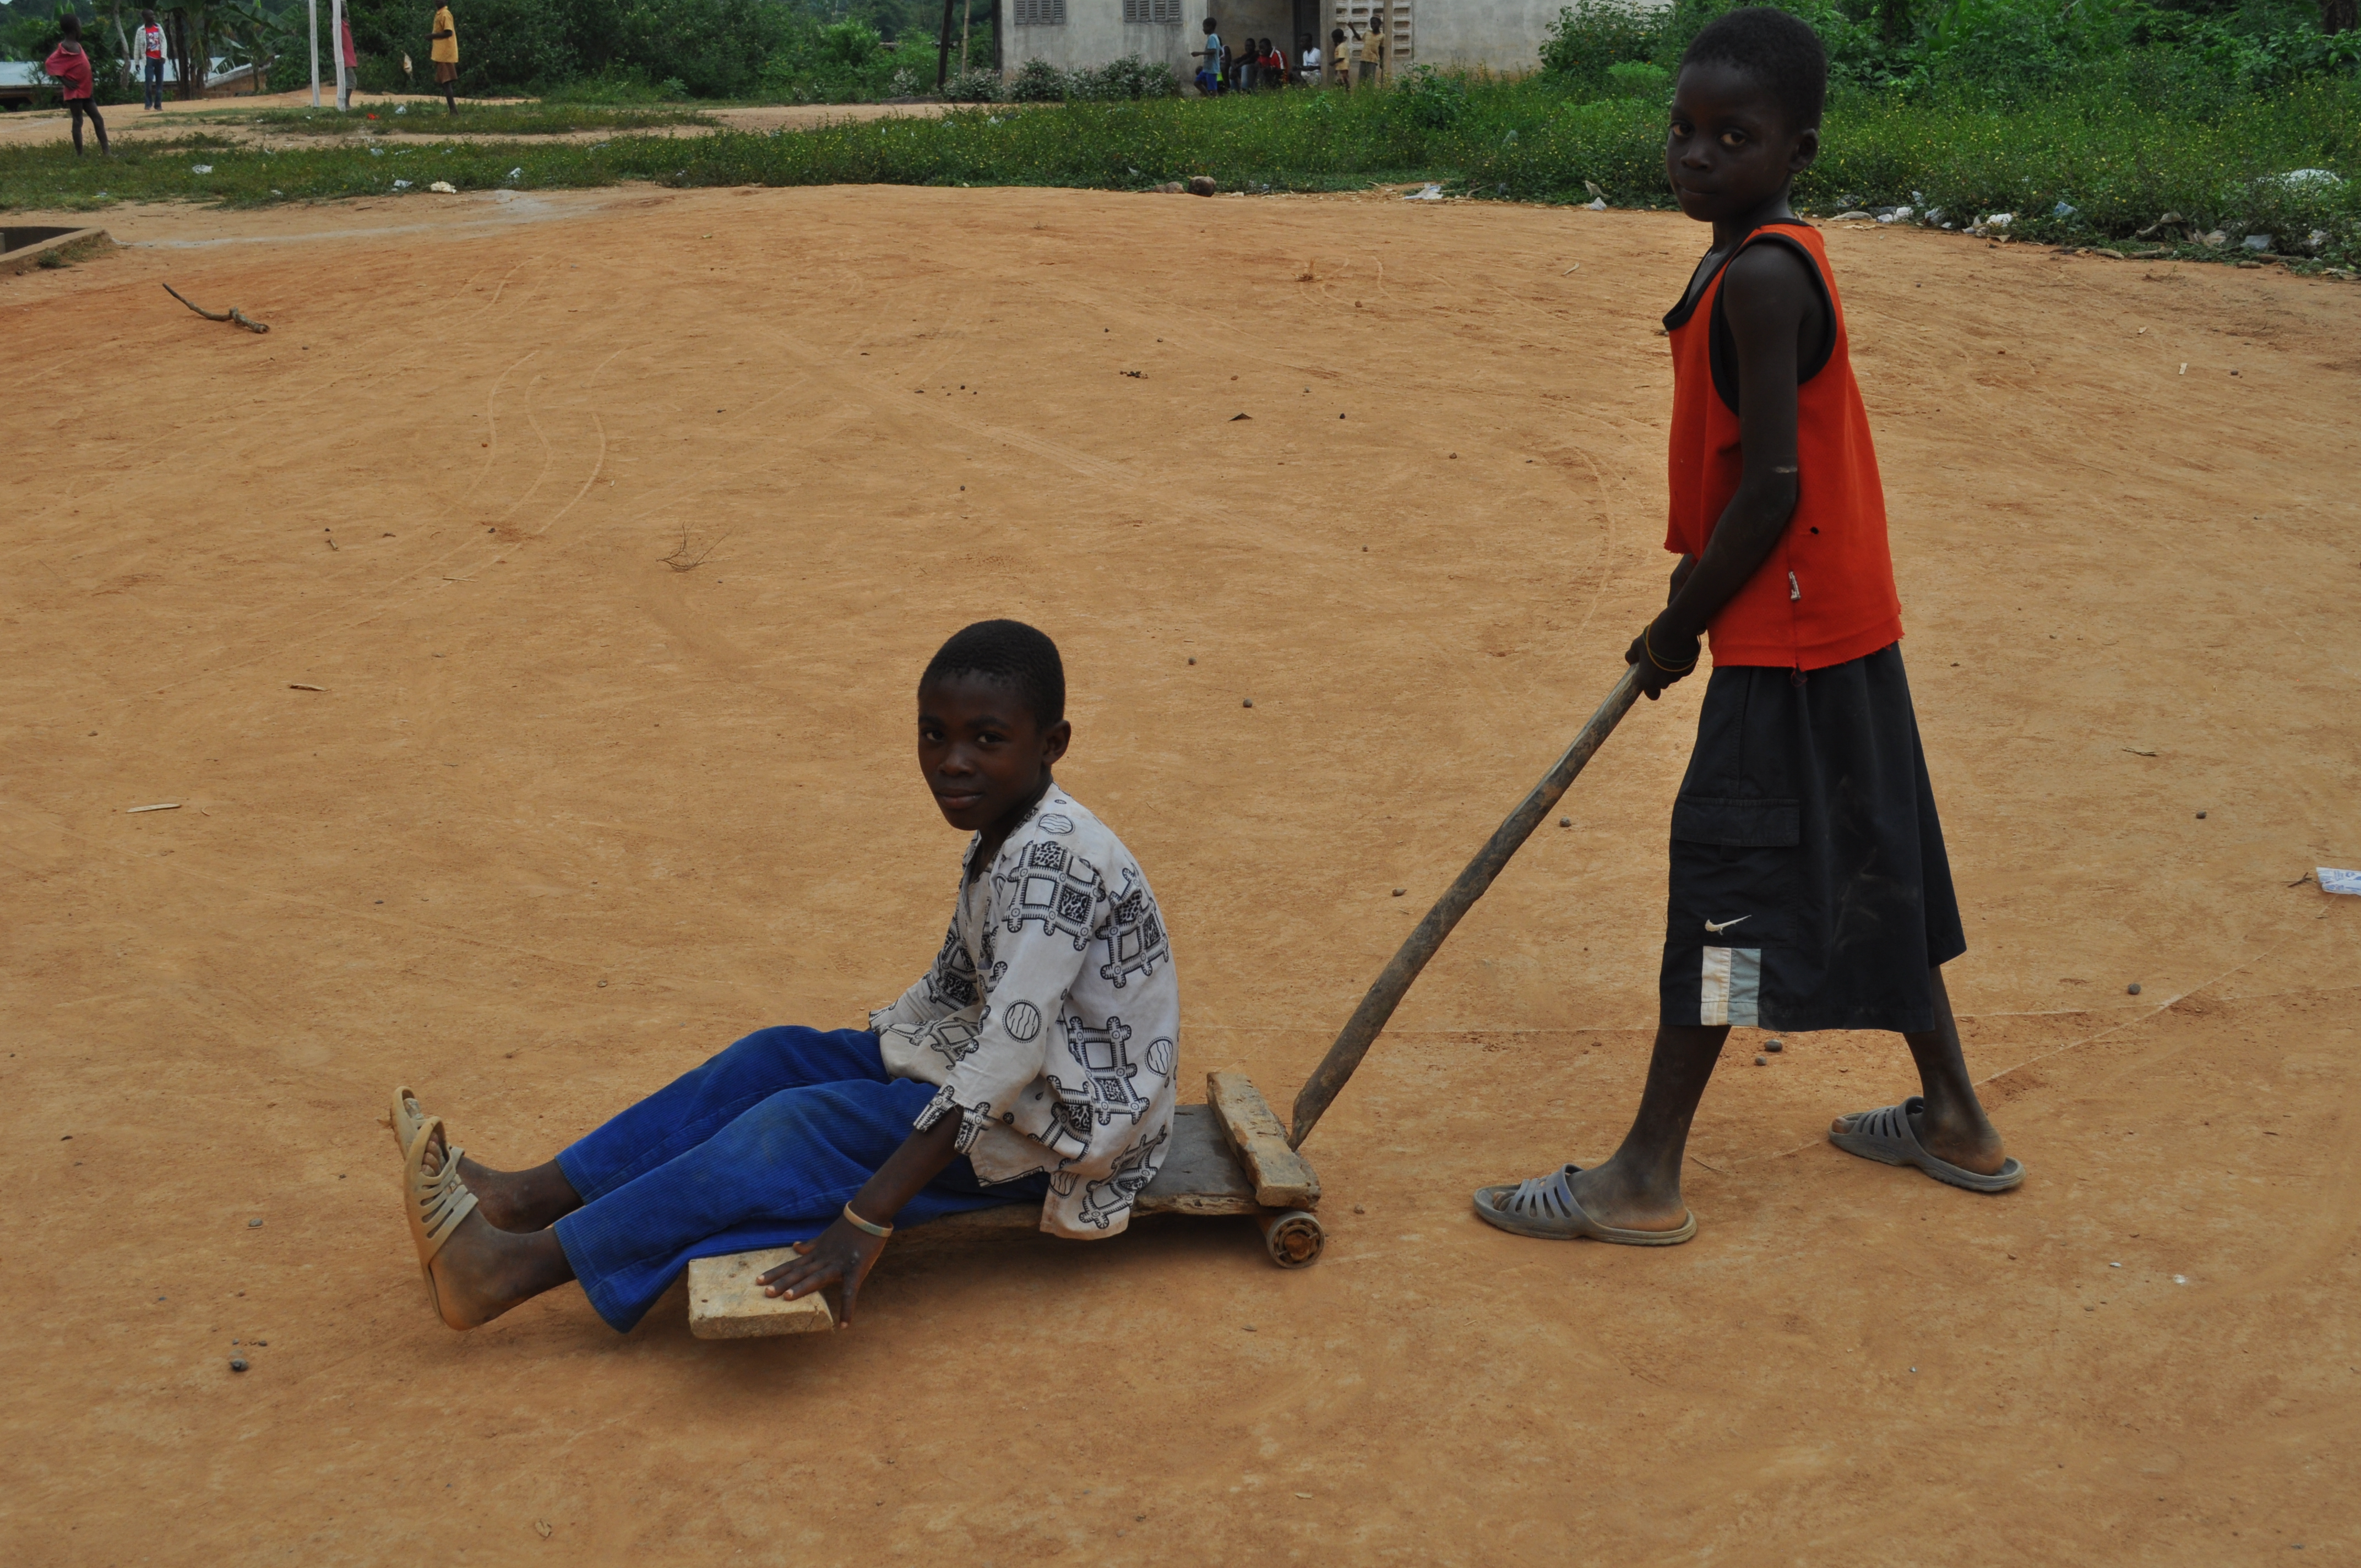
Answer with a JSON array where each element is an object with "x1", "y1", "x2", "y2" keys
[{"x1": 1644, "y1": 627, "x2": 1699, "y2": 673}]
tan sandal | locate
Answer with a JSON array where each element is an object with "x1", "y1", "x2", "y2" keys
[
  {"x1": 388, "y1": 1086, "x2": 431, "y2": 1155},
  {"x1": 403, "y1": 1114, "x2": 481, "y2": 1328}
]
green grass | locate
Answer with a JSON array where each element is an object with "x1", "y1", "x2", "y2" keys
[
  {"x1": 5, "y1": 76, "x2": 2354, "y2": 264},
  {"x1": 246, "y1": 102, "x2": 716, "y2": 135}
]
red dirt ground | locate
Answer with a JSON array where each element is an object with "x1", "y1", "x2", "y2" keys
[{"x1": 3, "y1": 183, "x2": 2357, "y2": 1564}]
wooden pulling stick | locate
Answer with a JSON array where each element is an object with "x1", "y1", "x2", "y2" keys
[
  {"x1": 163, "y1": 282, "x2": 270, "y2": 334},
  {"x1": 1288, "y1": 663, "x2": 1646, "y2": 1150}
]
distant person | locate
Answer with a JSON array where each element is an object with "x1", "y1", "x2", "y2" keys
[
  {"x1": 1473, "y1": 8, "x2": 2019, "y2": 1249},
  {"x1": 1194, "y1": 17, "x2": 1223, "y2": 97},
  {"x1": 1261, "y1": 39, "x2": 1285, "y2": 89},
  {"x1": 429, "y1": 0, "x2": 459, "y2": 114},
  {"x1": 1299, "y1": 31, "x2": 1320, "y2": 86},
  {"x1": 1329, "y1": 27, "x2": 1348, "y2": 85},
  {"x1": 45, "y1": 16, "x2": 106, "y2": 156},
  {"x1": 337, "y1": 9, "x2": 357, "y2": 110},
  {"x1": 1354, "y1": 12, "x2": 1386, "y2": 88},
  {"x1": 138, "y1": 9, "x2": 165, "y2": 110}
]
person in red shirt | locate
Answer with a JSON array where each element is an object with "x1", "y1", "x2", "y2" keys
[
  {"x1": 45, "y1": 15, "x2": 107, "y2": 156},
  {"x1": 138, "y1": 9, "x2": 166, "y2": 111},
  {"x1": 1473, "y1": 8, "x2": 2018, "y2": 1249}
]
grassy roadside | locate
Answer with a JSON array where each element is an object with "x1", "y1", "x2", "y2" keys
[{"x1": 4, "y1": 78, "x2": 2353, "y2": 264}]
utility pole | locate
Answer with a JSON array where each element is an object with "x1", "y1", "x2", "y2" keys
[
  {"x1": 309, "y1": 0, "x2": 319, "y2": 106},
  {"x1": 935, "y1": 0, "x2": 955, "y2": 87}
]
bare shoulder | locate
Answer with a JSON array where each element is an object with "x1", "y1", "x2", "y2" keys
[{"x1": 1720, "y1": 239, "x2": 1815, "y2": 313}]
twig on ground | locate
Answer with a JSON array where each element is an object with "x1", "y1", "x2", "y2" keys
[
  {"x1": 660, "y1": 529, "x2": 729, "y2": 572},
  {"x1": 164, "y1": 282, "x2": 270, "y2": 334}
]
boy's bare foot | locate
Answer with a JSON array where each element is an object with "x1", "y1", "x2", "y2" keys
[{"x1": 413, "y1": 1129, "x2": 575, "y2": 1330}]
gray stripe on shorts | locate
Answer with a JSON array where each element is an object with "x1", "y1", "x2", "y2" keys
[{"x1": 1700, "y1": 946, "x2": 1762, "y2": 1027}]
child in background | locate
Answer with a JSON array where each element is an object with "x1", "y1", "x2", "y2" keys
[
  {"x1": 1356, "y1": 12, "x2": 1386, "y2": 87},
  {"x1": 1262, "y1": 39, "x2": 1286, "y2": 88},
  {"x1": 1299, "y1": 31, "x2": 1320, "y2": 85},
  {"x1": 429, "y1": 0, "x2": 459, "y2": 114},
  {"x1": 389, "y1": 621, "x2": 1182, "y2": 1332},
  {"x1": 1195, "y1": 17, "x2": 1223, "y2": 96},
  {"x1": 1329, "y1": 28, "x2": 1348, "y2": 85},
  {"x1": 336, "y1": 8, "x2": 358, "y2": 110},
  {"x1": 139, "y1": 10, "x2": 165, "y2": 111},
  {"x1": 1475, "y1": 8, "x2": 2018, "y2": 1248},
  {"x1": 44, "y1": 17, "x2": 105, "y2": 156}
]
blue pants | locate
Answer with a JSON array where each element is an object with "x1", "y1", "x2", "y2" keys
[
  {"x1": 551, "y1": 1026, "x2": 1046, "y2": 1332},
  {"x1": 145, "y1": 58, "x2": 162, "y2": 110}
]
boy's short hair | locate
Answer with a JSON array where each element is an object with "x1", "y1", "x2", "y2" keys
[
  {"x1": 1680, "y1": 7, "x2": 1827, "y2": 132},
  {"x1": 922, "y1": 620, "x2": 1065, "y2": 729},
  {"x1": 60, "y1": 12, "x2": 82, "y2": 33}
]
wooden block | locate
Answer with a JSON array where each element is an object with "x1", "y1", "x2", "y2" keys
[
  {"x1": 1206, "y1": 1072, "x2": 1321, "y2": 1210},
  {"x1": 1137, "y1": 1102, "x2": 1259, "y2": 1215},
  {"x1": 687, "y1": 1248, "x2": 836, "y2": 1339}
]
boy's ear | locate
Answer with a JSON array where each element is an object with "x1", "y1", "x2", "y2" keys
[
  {"x1": 1789, "y1": 126, "x2": 1821, "y2": 176},
  {"x1": 1041, "y1": 718, "x2": 1072, "y2": 767}
]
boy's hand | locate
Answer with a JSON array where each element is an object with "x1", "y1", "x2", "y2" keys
[
  {"x1": 758, "y1": 1217, "x2": 888, "y2": 1326},
  {"x1": 1624, "y1": 617, "x2": 1700, "y2": 700}
]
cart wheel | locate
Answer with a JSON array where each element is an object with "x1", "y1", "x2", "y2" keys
[{"x1": 1258, "y1": 1209, "x2": 1325, "y2": 1269}]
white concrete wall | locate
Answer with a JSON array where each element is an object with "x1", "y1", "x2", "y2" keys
[
  {"x1": 1000, "y1": 0, "x2": 1201, "y2": 81},
  {"x1": 1413, "y1": 0, "x2": 1565, "y2": 74}
]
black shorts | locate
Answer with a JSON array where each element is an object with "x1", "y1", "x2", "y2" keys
[{"x1": 1658, "y1": 643, "x2": 1965, "y2": 1033}]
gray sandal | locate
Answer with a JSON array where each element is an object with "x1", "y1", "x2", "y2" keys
[
  {"x1": 1829, "y1": 1096, "x2": 2024, "y2": 1193},
  {"x1": 1472, "y1": 1165, "x2": 1697, "y2": 1245}
]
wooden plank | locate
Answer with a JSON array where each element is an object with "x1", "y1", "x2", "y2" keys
[
  {"x1": 1137, "y1": 1102, "x2": 1258, "y2": 1214},
  {"x1": 686, "y1": 1248, "x2": 835, "y2": 1339},
  {"x1": 690, "y1": 1106, "x2": 1263, "y2": 1329},
  {"x1": 1207, "y1": 1072, "x2": 1321, "y2": 1209}
]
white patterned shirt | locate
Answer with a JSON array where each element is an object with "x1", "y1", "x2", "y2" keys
[{"x1": 870, "y1": 787, "x2": 1179, "y2": 1240}]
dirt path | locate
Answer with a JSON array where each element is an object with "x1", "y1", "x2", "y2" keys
[
  {"x1": 3, "y1": 184, "x2": 2357, "y2": 1564},
  {"x1": 0, "y1": 92, "x2": 952, "y2": 150}
]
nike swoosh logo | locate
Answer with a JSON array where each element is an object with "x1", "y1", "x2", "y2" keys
[{"x1": 1704, "y1": 916, "x2": 1751, "y2": 935}]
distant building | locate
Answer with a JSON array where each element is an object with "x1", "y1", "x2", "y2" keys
[{"x1": 1000, "y1": 0, "x2": 1572, "y2": 84}]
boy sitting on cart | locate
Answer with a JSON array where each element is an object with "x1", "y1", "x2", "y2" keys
[{"x1": 390, "y1": 620, "x2": 1181, "y2": 1332}]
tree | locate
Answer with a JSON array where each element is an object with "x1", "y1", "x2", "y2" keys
[
  {"x1": 162, "y1": 1, "x2": 216, "y2": 100},
  {"x1": 2324, "y1": 0, "x2": 2355, "y2": 36}
]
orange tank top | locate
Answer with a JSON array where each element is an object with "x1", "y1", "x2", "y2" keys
[{"x1": 1663, "y1": 222, "x2": 1902, "y2": 671}]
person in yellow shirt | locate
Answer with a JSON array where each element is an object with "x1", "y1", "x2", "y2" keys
[
  {"x1": 1354, "y1": 11, "x2": 1388, "y2": 89},
  {"x1": 429, "y1": 1, "x2": 459, "y2": 115}
]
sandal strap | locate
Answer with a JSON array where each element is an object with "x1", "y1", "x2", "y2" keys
[
  {"x1": 1505, "y1": 1164, "x2": 1581, "y2": 1221},
  {"x1": 406, "y1": 1118, "x2": 479, "y2": 1265}
]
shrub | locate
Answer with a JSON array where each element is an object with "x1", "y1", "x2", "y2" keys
[
  {"x1": 1540, "y1": 0, "x2": 1665, "y2": 84},
  {"x1": 1005, "y1": 58, "x2": 1067, "y2": 101},
  {"x1": 754, "y1": 12, "x2": 909, "y2": 102},
  {"x1": 1395, "y1": 63, "x2": 1471, "y2": 127},
  {"x1": 943, "y1": 67, "x2": 999, "y2": 102},
  {"x1": 1067, "y1": 55, "x2": 1181, "y2": 100},
  {"x1": 1604, "y1": 59, "x2": 1670, "y2": 97}
]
